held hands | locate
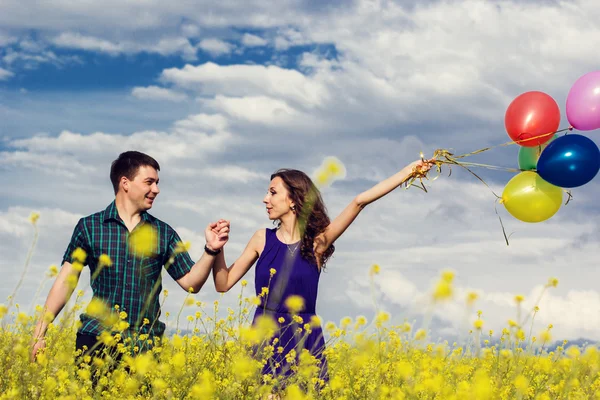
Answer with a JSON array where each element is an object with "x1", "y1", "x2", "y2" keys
[{"x1": 205, "y1": 219, "x2": 230, "y2": 251}]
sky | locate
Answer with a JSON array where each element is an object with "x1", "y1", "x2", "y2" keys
[{"x1": 1, "y1": 0, "x2": 599, "y2": 344}]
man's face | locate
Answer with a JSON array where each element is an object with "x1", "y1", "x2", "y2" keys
[{"x1": 124, "y1": 165, "x2": 160, "y2": 211}]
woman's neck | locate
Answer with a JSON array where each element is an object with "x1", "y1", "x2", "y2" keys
[{"x1": 279, "y1": 216, "x2": 301, "y2": 243}]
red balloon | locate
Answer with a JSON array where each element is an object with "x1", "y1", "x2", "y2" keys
[{"x1": 504, "y1": 91, "x2": 560, "y2": 147}]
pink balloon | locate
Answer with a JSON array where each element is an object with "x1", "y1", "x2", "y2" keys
[{"x1": 566, "y1": 71, "x2": 600, "y2": 131}]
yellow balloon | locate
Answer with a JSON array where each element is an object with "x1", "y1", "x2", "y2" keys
[{"x1": 501, "y1": 171, "x2": 563, "y2": 223}]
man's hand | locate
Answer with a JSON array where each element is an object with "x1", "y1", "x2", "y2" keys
[
  {"x1": 205, "y1": 219, "x2": 230, "y2": 251},
  {"x1": 31, "y1": 337, "x2": 46, "y2": 362}
]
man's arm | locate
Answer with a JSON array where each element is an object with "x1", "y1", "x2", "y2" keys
[
  {"x1": 31, "y1": 261, "x2": 81, "y2": 360},
  {"x1": 176, "y1": 251, "x2": 220, "y2": 293}
]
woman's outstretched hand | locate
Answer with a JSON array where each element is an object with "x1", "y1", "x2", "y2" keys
[{"x1": 409, "y1": 158, "x2": 435, "y2": 174}]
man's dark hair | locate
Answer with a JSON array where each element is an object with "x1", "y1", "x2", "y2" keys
[{"x1": 110, "y1": 151, "x2": 160, "y2": 194}]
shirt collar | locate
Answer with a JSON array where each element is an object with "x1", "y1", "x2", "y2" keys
[{"x1": 102, "y1": 200, "x2": 152, "y2": 223}]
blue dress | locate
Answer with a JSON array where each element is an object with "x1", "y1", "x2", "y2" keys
[{"x1": 252, "y1": 228, "x2": 328, "y2": 385}]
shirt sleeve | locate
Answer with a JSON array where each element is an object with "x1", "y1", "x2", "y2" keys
[
  {"x1": 61, "y1": 218, "x2": 91, "y2": 266},
  {"x1": 165, "y1": 230, "x2": 195, "y2": 281}
]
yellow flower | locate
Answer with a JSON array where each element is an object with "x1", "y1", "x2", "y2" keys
[
  {"x1": 284, "y1": 295, "x2": 305, "y2": 313},
  {"x1": 340, "y1": 316, "x2": 352, "y2": 329},
  {"x1": 241, "y1": 280, "x2": 248, "y2": 287},
  {"x1": 324, "y1": 156, "x2": 346, "y2": 178},
  {"x1": 77, "y1": 369, "x2": 91, "y2": 381},
  {"x1": 175, "y1": 241, "x2": 191, "y2": 254},
  {"x1": 47, "y1": 265, "x2": 59, "y2": 277},
  {"x1": 514, "y1": 375, "x2": 529, "y2": 394},
  {"x1": 369, "y1": 264, "x2": 380, "y2": 276},
  {"x1": 441, "y1": 270, "x2": 455, "y2": 283},
  {"x1": 99, "y1": 254, "x2": 112, "y2": 267},
  {"x1": 71, "y1": 247, "x2": 87, "y2": 263},
  {"x1": 466, "y1": 291, "x2": 478, "y2": 305},
  {"x1": 325, "y1": 322, "x2": 336, "y2": 331},
  {"x1": 514, "y1": 294, "x2": 524, "y2": 303},
  {"x1": 539, "y1": 329, "x2": 552, "y2": 343},
  {"x1": 355, "y1": 315, "x2": 367, "y2": 327},
  {"x1": 433, "y1": 281, "x2": 452, "y2": 301},
  {"x1": 310, "y1": 315, "x2": 322, "y2": 328},
  {"x1": 0, "y1": 304, "x2": 7, "y2": 319},
  {"x1": 28, "y1": 212, "x2": 40, "y2": 225},
  {"x1": 172, "y1": 351, "x2": 186, "y2": 369},
  {"x1": 184, "y1": 296, "x2": 195, "y2": 306},
  {"x1": 128, "y1": 224, "x2": 158, "y2": 258},
  {"x1": 547, "y1": 277, "x2": 559, "y2": 288},
  {"x1": 278, "y1": 317, "x2": 285, "y2": 323},
  {"x1": 376, "y1": 311, "x2": 390, "y2": 326},
  {"x1": 269, "y1": 268, "x2": 277, "y2": 276},
  {"x1": 314, "y1": 157, "x2": 346, "y2": 187},
  {"x1": 508, "y1": 319, "x2": 518, "y2": 328},
  {"x1": 395, "y1": 360, "x2": 414, "y2": 380},
  {"x1": 415, "y1": 329, "x2": 427, "y2": 340},
  {"x1": 315, "y1": 171, "x2": 330, "y2": 187},
  {"x1": 66, "y1": 274, "x2": 78, "y2": 289},
  {"x1": 133, "y1": 352, "x2": 155, "y2": 376},
  {"x1": 189, "y1": 370, "x2": 215, "y2": 398},
  {"x1": 473, "y1": 319, "x2": 484, "y2": 330}
]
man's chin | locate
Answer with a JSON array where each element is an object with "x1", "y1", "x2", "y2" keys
[{"x1": 143, "y1": 200, "x2": 155, "y2": 210}]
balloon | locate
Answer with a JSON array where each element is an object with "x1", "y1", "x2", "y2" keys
[
  {"x1": 537, "y1": 134, "x2": 600, "y2": 188},
  {"x1": 505, "y1": 91, "x2": 560, "y2": 147},
  {"x1": 566, "y1": 71, "x2": 600, "y2": 131},
  {"x1": 502, "y1": 171, "x2": 563, "y2": 223},
  {"x1": 518, "y1": 134, "x2": 557, "y2": 171}
]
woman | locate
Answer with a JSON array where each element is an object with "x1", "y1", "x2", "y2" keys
[{"x1": 210, "y1": 159, "x2": 433, "y2": 389}]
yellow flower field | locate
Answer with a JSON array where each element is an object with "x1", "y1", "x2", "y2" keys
[
  {"x1": 1, "y1": 214, "x2": 599, "y2": 399},
  {"x1": 2, "y1": 271, "x2": 600, "y2": 400}
]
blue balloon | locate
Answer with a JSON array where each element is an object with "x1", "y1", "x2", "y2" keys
[{"x1": 537, "y1": 134, "x2": 600, "y2": 188}]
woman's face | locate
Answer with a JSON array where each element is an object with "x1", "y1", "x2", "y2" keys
[{"x1": 263, "y1": 176, "x2": 294, "y2": 220}]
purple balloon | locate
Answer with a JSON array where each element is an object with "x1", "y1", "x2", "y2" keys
[{"x1": 566, "y1": 71, "x2": 600, "y2": 131}]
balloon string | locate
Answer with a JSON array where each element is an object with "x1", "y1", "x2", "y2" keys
[
  {"x1": 405, "y1": 125, "x2": 574, "y2": 192},
  {"x1": 404, "y1": 126, "x2": 575, "y2": 245}
]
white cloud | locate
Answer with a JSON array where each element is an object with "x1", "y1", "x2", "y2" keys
[
  {"x1": 52, "y1": 32, "x2": 124, "y2": 53},
  {"x1": 207, "y1": 95, "x2": 300, "y2": 125},
  {"x1": 241, "y1": 33, "x2": 267, "y2": 47},
  {"x1": 181, "y1": 24, "x2": 201, "y2": 38},
  {"x1": 198, "y1": 38, "x2": 233, "y2": 56},
  {"x1": 51, "y1": 32, "x2": 197, "y2": 59},
  {"x1": 0, "y1": 68, "x2": 14, "y2": 80},
  {"x1": 161, "y1": 62, "x2": 330, "y2": 108},
  {"x1": 0, "y1": 33, "x2": 17, "y2": 47},
  {"x1": 132, "y1": 86, "x2": 188, "y2": 102}
]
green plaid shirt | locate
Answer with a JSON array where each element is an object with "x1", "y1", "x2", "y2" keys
[{"x1": 63, "y1": 201, "x2": 194, "y2": 339}]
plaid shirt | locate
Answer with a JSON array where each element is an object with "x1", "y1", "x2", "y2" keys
[{"x1": 62, "y1": 201, "x2": 194, "y2": 339}]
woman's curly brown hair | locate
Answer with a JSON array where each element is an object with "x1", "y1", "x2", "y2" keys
[{"x1": 271, "y1": 169, "x2": 335, "y2": 269}]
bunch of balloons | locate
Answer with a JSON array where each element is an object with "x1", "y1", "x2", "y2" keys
[{"x1": 502, "y1": 71, "x2": 600, "y2": 223}]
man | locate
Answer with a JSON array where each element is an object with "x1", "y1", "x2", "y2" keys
[{"x1": 31, "y1": 151, "x2": 229, "y2": 361}]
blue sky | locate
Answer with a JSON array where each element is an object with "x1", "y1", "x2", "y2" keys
[{"x1": 1, "y1": 0, "x2": 600, "y2": 342}]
